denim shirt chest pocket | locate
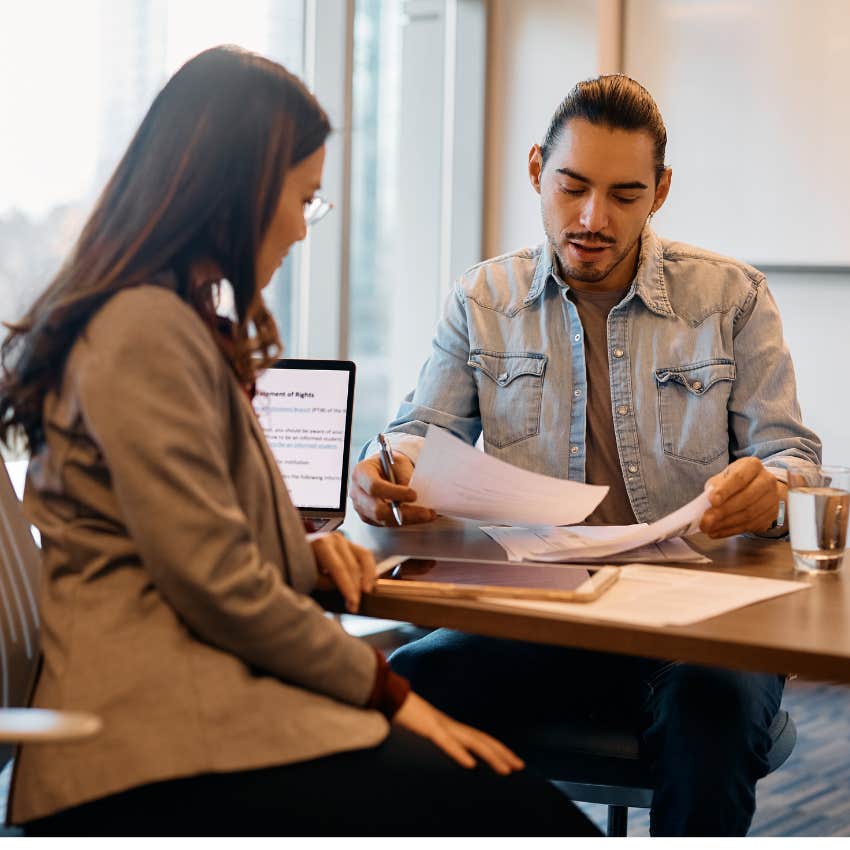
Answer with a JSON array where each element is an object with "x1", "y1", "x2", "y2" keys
[
  {"x1": 468, "y1": 350, "x2": 547, "y2": 448},
  {"x1": 655, "y1": 359, "x2": 736, "y2": 464}
]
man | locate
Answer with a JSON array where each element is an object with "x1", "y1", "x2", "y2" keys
[{"x1": 350, "y1": 76, "x2": 821, "y2": 835}]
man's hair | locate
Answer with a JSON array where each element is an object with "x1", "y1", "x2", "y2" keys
[{"x1": 541, "y1": 75, "x2": 668, "y2": 183}]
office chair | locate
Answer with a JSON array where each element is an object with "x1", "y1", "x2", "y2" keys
[
  {"x1": 512, "y1": 709, "x2": 797, "y2": 836},
  {"x1": 0, "y1": 459, "x2": 101, "y2": 775}
]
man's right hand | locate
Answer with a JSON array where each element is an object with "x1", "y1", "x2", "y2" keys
[{"x1": 350, "y1": 453, "x2": 437, "y2": 526}]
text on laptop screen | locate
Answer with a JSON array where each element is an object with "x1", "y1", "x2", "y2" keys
[{"x1": 254, "y1": 367, "x2": 350, "y2": 510}]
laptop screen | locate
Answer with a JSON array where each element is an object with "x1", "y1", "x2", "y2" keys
[{"x1": 253, "y1": 359, "x2": 356, "y2": 512}]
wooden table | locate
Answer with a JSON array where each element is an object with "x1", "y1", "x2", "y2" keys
[{"x1": 344, "y1": 515, "x2": 850, "y2": 684}]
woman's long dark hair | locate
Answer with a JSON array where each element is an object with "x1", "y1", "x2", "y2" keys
[{"x1": 0, "y1": 45, "x2": 330, "y2": 453}]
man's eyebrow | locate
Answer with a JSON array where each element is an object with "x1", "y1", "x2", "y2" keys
[
  {"x1": 555, "y1": 167, "x2": 648, "y2": 191},
  {"x1": 556, "y1": 167, "x2": 590, "y2": 183}
]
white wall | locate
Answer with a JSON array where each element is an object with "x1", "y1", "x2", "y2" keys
[
  {"x1": 625, "y1": 0, "x2": 850, "y2": 268},
  {"x1": 768, "y1": 272, "x2": 850, "y2": 465},
  {"x1": 483, "y1": 0, "x2": 598, "y2": 256}
]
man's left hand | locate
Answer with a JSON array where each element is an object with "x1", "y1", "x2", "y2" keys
[{"x1": 700, "y1": 457, "x2": 783, "y2": 538}]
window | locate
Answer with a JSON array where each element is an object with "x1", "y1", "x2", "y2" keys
[
  {"x1": 346, "y1": 0, "x2": 486, "y2": 454},
  {"x1": 0, "y1": 0, "x2": 305, "y2": 340},
  {"x1": 1, "y1": 0, "x2": 486, "y2": 461},
  {"x1": 348, "y1": 0, "x2": 404, "y2": 451}
]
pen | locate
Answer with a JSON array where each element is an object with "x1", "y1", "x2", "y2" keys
[{"x1": 377, "y1": 432, "x2": 404, "y2": 527}]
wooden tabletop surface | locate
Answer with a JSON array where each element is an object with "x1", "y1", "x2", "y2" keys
[{"x1": 343, "y1": 515, "x2": 850, "y2": 683}]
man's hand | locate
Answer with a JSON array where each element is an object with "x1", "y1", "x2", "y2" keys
[
  {"x1": 700, "y1": 457, "x2": 783, "y2": 538},
  {"x1": 350, "y1": 453, "x2": 437, "y2": 527},
  {"x1": 393, "y1": 691, "x2": 524, "y2": 775},
  {"x1": 312, "y1": 533, "x2": 376, "y2": 613}
]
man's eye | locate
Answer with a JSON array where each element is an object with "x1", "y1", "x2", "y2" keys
[
  {"x1": 615, "y1": 196, "x2": 639, "y2": 204},
  {"x1": 560, "y1": 187, "x2": 584, "y2": 196}
]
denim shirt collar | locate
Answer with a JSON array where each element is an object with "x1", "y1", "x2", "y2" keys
[{"x1": 523, "y1": 225, "x2": 675, "y2": 318}]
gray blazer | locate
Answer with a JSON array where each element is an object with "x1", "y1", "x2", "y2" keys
[{"x1": 10, "y1": 285, "x2": 387, "y2": 823}]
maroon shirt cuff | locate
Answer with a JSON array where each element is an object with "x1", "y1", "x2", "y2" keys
[{"x1": 367, "y1": 648, "x2": 411, "y2": 720}]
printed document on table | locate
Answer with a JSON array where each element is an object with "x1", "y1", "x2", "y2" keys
[
  {"x1": 408, "y1": 426, "x2": 608, "y2": 526},
  {"x1": 500, "y1": 492, "x2": 713, "y2": 562},
  {"x1": 482, "y1": 564, "x2": 809, "y2": 627},
  {"x1": 482, "y1": 525, "x2": 710, "y2": 564}
]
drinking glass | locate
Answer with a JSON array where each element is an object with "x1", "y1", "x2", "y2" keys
[{"x1": 787, "y1": 465, "x2": 850, "y2": 574}]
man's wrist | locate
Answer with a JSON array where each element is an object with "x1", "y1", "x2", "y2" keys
[{"x1": 767, "y1": 482, "x2": 788, "y2": 535}]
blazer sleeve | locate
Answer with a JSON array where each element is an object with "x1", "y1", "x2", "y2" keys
[{"x1": 72, "y1": 288, "x2": 377, "y2": 707}]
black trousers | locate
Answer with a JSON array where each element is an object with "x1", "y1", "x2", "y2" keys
[
  {"x1": 390, "y1": 631, "x2": 786, "y2": 837},
  {"x1": 23, "y1": 727, "x2": 600, "y2": 837}
]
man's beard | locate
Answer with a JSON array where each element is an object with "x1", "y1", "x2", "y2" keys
[{"x1": 542, "y1": 215, "x2": 643, "y2": 285}]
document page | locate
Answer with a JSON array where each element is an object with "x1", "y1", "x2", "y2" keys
[
  {"x1": 408, "y1": 426, "x2": 608, "y2": 526},
  {"x1": 254, "y1": 368, "x2": 349, "y2": 509},
  {"x1": 482, "y1": 525, "x2": 710, "y2": 564},
  {"x1": 516, "y1": 492, "x2": 712, "y2": 562},
  {"x1": 483, "y1": 564, "x2": 809, "y2": 627}
]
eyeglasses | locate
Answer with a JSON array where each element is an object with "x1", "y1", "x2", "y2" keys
[{"x1": 304, "y1": 194, "x2": 333, "y2": 226}]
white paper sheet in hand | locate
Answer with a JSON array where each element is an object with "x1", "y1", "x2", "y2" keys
[
  {"x1": 408, "y1": 426, "x2": 608, "y2": 526},
  {"x1": 525, "y1": 492, "x2": 712, "y2": 562}
]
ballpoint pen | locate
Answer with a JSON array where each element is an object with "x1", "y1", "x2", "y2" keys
[{"x1": 377, "y1": 432, "x2": 404, "y2": 527}]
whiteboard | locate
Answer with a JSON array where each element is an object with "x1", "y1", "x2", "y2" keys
[{"x1": 624, "y1": 0, "x2": 850, "y2": 267}]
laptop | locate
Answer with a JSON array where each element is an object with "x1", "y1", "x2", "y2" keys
[{"x1": 253, "y1": 358, "x2": 356, "y2": 533}]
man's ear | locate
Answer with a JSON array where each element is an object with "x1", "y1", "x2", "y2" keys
[
  {"x1": 651, "y1": 167, "x2": 672, "y2": 214},
  {"x1": 528, "y1": 144, "x2": 543, "y2": 195}
]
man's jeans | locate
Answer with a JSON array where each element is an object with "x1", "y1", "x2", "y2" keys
[{"x1": 390, "y1": 630, "x2": 785, "y2": 837}]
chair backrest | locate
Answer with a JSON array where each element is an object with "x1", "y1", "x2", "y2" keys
[{"x1": 0, "y1": 461, "x2": 41, "y2": 767}]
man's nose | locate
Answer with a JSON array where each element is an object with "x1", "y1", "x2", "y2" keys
[{"x1": 579, "y1": 195, "x2": 609, "y2": 233}]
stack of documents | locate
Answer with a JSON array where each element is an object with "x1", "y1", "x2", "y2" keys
[
  {"x1": 409, "y1": 427, "x2": 713, "y2": 563},
  {"x1": 483, "y1": 493, "x2": 712, "y2": 564},
  {"x1": 483, "y1": 526, "x2": 709, "y2": 564}
]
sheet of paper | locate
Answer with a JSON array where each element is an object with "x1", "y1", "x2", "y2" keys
[
  {"x1": 408, "y1": 426, "x2": 608, "y2": 526},
  {"x1": 481, "y1": 564, "x2": 809, "y2": 627},
  {"x1": 482, "y1": 525, "x2": 710, "y2": 564},
  {"x1": 518, "y1": 492, "x2": 712, "y2": 562}
]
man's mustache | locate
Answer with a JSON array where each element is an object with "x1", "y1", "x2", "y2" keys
[{"x1": 562, "y1": 232, "x2": 616, "y2": 245}]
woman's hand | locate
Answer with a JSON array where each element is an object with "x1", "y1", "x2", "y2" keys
[
  {"x1": 311, "y1": 533, "x2": 376, "y2": 613},
  {"x1": 392, "y1": 691, "x2": 525, "y2": 776}
]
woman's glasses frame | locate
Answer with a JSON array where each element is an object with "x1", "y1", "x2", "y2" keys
[{"x1": 304, "y1": 194, "x2": 333, "y2": 226}]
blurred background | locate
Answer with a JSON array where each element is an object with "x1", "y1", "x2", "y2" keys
[{"x1": 1, "y1": 0, "x2": 848, "y2": 460}]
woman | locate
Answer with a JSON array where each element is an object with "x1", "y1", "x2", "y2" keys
[{"x1": 0, "y1": 47, "x2": 597, "y2": 836}]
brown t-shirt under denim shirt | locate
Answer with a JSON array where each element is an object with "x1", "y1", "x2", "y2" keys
[{"x1": 568, "y1": 284, "x2": 638, "y2": 526}]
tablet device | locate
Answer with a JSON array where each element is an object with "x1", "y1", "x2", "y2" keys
[{"x1": 374, "y1": 558, "x2": 619, "y2": 603}]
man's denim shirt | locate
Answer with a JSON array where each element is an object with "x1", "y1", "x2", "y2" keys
[{"x1": 366, "y1": 226, "x2": 822, "y2": 522}]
